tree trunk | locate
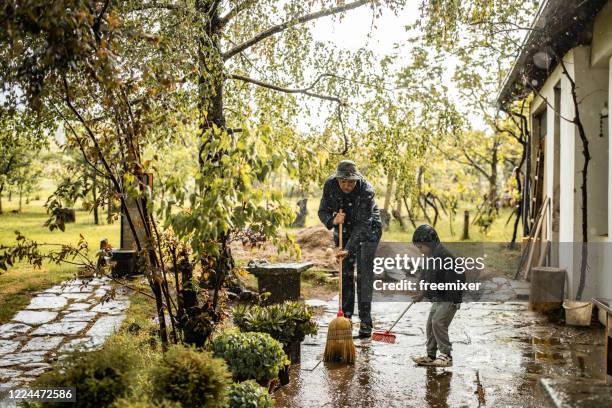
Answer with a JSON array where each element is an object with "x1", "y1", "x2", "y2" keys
[
  {"x1": 424, "y1": 194, "x2": 439, "y2": 227},
  {"x1": 403, "y1": 196, "x2": 417, "y2": 229},
  {"x1": 415, "y1": 167, "x2": 431, "y2": 223},
  {"x1": 196, "y1": 0, "x2": 233, "y2": 323},
  {"x1": 18, "y1": 185, "x2": 22, "y2": 212},
  {"x1": 92, "y1": 170, "x2": 99, "y2": 225},
  {"x1": 107, "y1": 180, "x2": 113, "y2": 224},
  {"x1": 383, "y1": 171, "x2": 395, "y2": 212},
  {"x1": 0, "y1": 183, "x2": 4, "y2": 214},
  {"x1": 448, "y1": 202, "x2": 454, "y2": 237},
  {"x1": 392, "y1": 208, "x2": 406, "y2": 230},
  {"x1": 575, "y1": 124, "x2": 590, "y2": 300},
  {"x1": 178, "y1": 249, "x2": 202, "y2": 346},
  {"x1": 510, "y1": 151, "x2": 526, "y2": 247},
  {"x1": 489, "y1": 144, "x2": 499, "y2": 212},
  {"x1": 523, "y1": 127, "x2": 531, "y2": 236}
]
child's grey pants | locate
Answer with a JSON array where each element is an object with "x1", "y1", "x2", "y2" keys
[{"x1": 426, "y1": 302, "x2": 459, "y2": 356}]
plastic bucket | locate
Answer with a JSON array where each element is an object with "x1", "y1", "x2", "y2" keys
[{"x1": 562, "y1": 300, "x2": 593, "y2": 326}]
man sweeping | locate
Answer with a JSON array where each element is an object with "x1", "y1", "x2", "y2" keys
[{"x1": 318, "y1": 160, "x2": 382, "y2": 339}]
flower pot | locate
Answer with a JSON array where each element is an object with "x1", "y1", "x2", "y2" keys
[
  {"x1": 258, "y1": 378, "x2": 279, "y2": 394},
  {"x1": 278, "y1": 364, "x2": 290, "y2": 386},
  {"x1": 563, "y1": 300, "x2": 593, "y2": 326},
  {"x1": 283, "y1": 338, "x2": 302, "y2": 364}
]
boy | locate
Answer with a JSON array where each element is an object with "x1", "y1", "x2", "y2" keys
[{"x1": 411, "y1": 224, "x2": 464, "y2": 367}]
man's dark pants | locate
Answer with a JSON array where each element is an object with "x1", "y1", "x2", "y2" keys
[{"x1": 340, "y1": 227, "x2": 381, "y2": 326}]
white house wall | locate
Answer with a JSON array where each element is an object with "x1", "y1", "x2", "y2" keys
[
  {"x1": 574, "y1": 46, "x2": 610, "y2": 299},
  {"x1": 531, "y1": 46, "x2": 610, "y2": 299},
  {"x1": 573, "y1": 46, "x2": 609, "y2": 241}
]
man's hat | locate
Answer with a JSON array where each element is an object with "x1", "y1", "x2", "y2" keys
[{"x1": 334, "y1": 160, "x2": 361, "y2": 180}]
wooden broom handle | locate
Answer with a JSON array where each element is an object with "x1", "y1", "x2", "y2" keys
[{"x1": 338, "y1": 210, "x2": 343, "y2": 313}]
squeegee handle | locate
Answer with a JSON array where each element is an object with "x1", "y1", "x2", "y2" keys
[{"x1": 386, "y1": 302, "x2": 414, "y2": 332}]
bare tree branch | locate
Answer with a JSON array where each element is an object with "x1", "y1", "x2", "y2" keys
[
  {"x1": 228, "y1": 73, "x2": 344, "y2": 104},
  {"x1": 222, "y1": 0, "x2": 370, "y2": 60},
  {"x1": 461, "y1": 146, "x2": 492, "y2": 179},
  {"x1": 126, "y1": 2, "x2": 178, "y2": 12},
  {"x1": 218, "y1": 0, "x2": 258, "y2": 29}
]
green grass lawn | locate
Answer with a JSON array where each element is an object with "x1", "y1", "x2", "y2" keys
[{"x1": 0, "y1": 196, "x2": 119, "y2": 323}]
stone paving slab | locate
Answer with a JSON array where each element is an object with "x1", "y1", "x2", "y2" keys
[
  {"x1": 12, "y1": 311, "x2": 58, "y2": 326},
  {"x1": 62, "y1": 311, "x2": 98, "y2": 322},
  {"x1": 26, "y1": 295, "x2": 67, "y2": 310},
  {"x1": 91, "y1": 300, "x2": 129, "y2": 315},
  {"x1": 66, "y1": 302, "x2": 92, "y2": 311},
  {"x1": 42, "y1": 286, "x2": 63, "y2": 294},
  {"x1": 94, "y1": 288, "x2": 108, "y2": 297},
  {"x1": 61, "y1": 286, "x2": 94, "y2": 294},
  {"x1": 22, "y1": 337, "x2": 64, "y2": 352},
  {"x1": 0, "y1": 341, "x2": 19, "y2": 355},
  {"x1": 0, "y1": 324, "x2": 31, "y2": 339},
  {"x1": 0, "y1": 368, "x2": 22, "y2": 380},
  {"x1": 31, "y1": 321, "x2": 88, "y2": 336},
  {"x1": 87, "y1": 315, "x2": 126, "y2": 337},
  {"x1": 60, "y1": 293, "x2": 93, "y2": 300},
  {"x1": 0, "y1": 352, "x2": 47, "y2": 367},
  {"x1": 60, "y1": 336, "x2": 106, "y2": 353},
  {"x1": 23, "y1": 364, "x2": 52, "y2": 377},
  {"x1": 0, "y1": 277, "x2": 130, "y2": 389}
]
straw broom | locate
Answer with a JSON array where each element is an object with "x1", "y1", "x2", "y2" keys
[{"x1": 323, "y1": 215, "x2": 355, "y2": 364}]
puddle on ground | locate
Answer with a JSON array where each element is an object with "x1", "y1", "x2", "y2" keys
[{"x1": 275, "y1": 300, "x2": 605, "y2": 408}]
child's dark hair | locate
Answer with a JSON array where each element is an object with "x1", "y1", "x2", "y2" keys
[{"x1": 412, "y1": 224, "x2": 440, "y2": 249}]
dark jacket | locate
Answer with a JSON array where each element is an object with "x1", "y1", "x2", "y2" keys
[
  {"x1": 421, "y1": 244, "x2": 464, "y2": 303},
  {"x1": 318, "y1": 176, "x2": 382, "y2": 255},
  {"x1": 413, "y1": 225, "x2": 464, "y2": 303}
]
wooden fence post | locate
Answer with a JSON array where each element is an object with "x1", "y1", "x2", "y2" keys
[{"x1": 462, "y1": 210, "x2": 470, "y2": 240}]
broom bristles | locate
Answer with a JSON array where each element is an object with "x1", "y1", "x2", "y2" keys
[{"x1": 323, "y1": 316, "x2": 355, "y2": 364}]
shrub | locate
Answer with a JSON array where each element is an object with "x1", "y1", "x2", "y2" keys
[
  {"x1": 112, "y1": 396, "x2": 182, "y2": 408},
  {"x1": 111, "y1": 396, "x2": 182, "y2": 408},
  {"x1": 211, "y1": 331, "x2": 289, "y2": 382},
  {"x1": 149, "y1": 345, "x2": 231, "y2": 408},
  {"x1": 232, "y1": 302, "x2": 318, "y2": 346},
  {"x1": 228, "y1": 380, "x2": 274, "y2": 408},
  {"x1": 32, "y1": 340, "x2": 141, "y2": 408}
]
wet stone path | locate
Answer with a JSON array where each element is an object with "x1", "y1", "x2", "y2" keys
[
  {"x1": 0, "y1": 277, "x2": 129, "y2": 389},
  {"x1": 274, "y1": 299, "x2": 606, "y2": 408}
]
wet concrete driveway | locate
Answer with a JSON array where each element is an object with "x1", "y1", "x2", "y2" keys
[{"x1": 273, "y1": 299, "x2": 605, "y2": 408}]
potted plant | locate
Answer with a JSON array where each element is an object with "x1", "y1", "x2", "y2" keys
[
  {"x1": 233, "y1": 302, "x2": 318, "y2": 385},
  {"x1": 210, "y1": 331, "x2": 289, "y2": 391}
]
